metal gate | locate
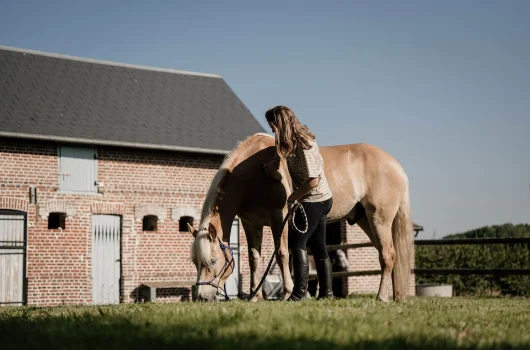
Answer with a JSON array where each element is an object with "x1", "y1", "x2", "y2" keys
[
  {"x1": 92, "y1": 215, "x2": 121, "y2": 305},
  {"x1": 225, "y1": 218, "x2": 240, "y2": 298},
  {"x1": 0, "y1": 210, "x2": 27, "y2": 306}
]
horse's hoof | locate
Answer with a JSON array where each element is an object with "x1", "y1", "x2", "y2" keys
[
  {"x1": 282, "y1": 292, "x2": 292, "y2": 301},
  {"x1": 377, "y1": 294, "x2": 389, "y2": 303}
]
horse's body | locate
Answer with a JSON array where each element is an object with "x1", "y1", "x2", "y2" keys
[{"x1": 189, "y1": 133, "x2": 414, "y2": 302}]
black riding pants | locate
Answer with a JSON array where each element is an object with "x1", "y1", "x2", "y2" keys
[{"x1": 288, "y1": 197, "x2": 333, "y2": 260}]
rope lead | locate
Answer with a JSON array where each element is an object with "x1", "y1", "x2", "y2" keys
[{"x1": 291, "y1": 202, "x2": 308, "y2": 234}]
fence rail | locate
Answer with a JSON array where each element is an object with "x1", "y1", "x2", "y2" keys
[
  {"x1": 322, "y1": 236, "x2": 530, "y2": 279},
  {"x1": 326, "y1": 237, "x2": 530, "y2": 253},
  {"x1": 309, "y1": 270, "x2": 382, "y2": 280},
  {"x1": 413, "y1": 268, "x2": 530, "y2": 276},
  {"x1": 414, "y1": 237, "x2": 530, "y2": 246}
]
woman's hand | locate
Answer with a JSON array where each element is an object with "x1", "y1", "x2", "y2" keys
[{"x1": 263, "y1": 158, "x2": 280, "y2": 177}]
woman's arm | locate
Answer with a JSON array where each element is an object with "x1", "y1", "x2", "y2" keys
[
  {"x1": 263, "y1": 151, "x2": 281, "y2": 177},
  {"x1": 288, "y1": 177, "x2": 319, "y2": 203}
]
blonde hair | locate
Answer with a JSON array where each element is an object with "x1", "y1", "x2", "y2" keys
[{"x1": 265, "y1": 105, "x2": 315, "y2": 158}]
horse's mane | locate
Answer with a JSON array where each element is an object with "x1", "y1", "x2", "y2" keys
[{"x1": 198, "y1": 132, "x2": 273, "y2": 230}]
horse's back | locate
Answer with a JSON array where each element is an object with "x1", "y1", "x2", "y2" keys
[
  {"x1": 320, "y1": 142, "x2": 409, "y2": 220},
  {"x1": 322, "y1": 142, "x2": 402, "y2": 164},
  {"x1": 322, "y1": 142, "x2": 407, "y2": 180}
]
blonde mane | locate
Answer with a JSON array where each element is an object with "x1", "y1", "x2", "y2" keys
[
  {"x1": 198, "y1": 132, "x2": 272, "y2": 230},
  {"x1": 192, "y1": 133, "x2": 273, "y2": 267}
]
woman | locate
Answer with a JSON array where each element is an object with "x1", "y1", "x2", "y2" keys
[{"x1": 263, "y1": 105, "x2": 334, "y2": 301}]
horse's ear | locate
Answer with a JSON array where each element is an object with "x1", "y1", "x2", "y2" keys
[
  {"x1": 187, "y1": 223, "x2": 197, "y2": 238},
  {"x1": 208, "y1": 222, "x2": 217, "y2": 240}
]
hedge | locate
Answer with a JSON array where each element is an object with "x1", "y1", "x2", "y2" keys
[{"x1": 415, "y1": 224, "x2": 530, "y2": 296}]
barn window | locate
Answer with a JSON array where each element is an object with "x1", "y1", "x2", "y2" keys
[
  {"x1": 48, "y1": 212, "x2": 66, "y2": 229},
  {"x1": 143, "y1": 215, "x2": 158, "y2": 231},
  {"x1": 179, "y1": 216, "x2": 194, "y2": 232},
  {"x1": 58, "y1": 145, "x2": 98, "y2": 193}
]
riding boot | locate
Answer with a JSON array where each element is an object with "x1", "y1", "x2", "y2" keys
[
  {"x1": 316, "y1": 257, "x2": 334, "y2": 300},
  {"x1": 287, "y1": 248, "x2": 309, "y2": 301}
]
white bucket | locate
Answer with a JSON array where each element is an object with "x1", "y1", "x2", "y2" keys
[
  {"x1": 263, "y1": 274, "x2": 283, "y2": 300},
  {"x1": 415, "y1": 284, "x2": 453, "y2": 297}
]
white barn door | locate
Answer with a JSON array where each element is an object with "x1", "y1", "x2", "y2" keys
[
  {"x1": 0, "y1": 210, "x2": 26, "y2": 306},
  {"x1": 92, "y1": 215, "x2": 121, "y2": 304},
  {"x1": 224, "y1": 218, "x2": 240, "y2": 298}
]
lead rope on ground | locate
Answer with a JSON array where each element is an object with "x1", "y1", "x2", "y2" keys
[{"x1": 242, "y1": 203, "x2": 307, "y2": 301}]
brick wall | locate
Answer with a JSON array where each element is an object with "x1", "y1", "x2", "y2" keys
[
  {"x1": 0, "y1": 138, "x2": 224, "y2": 305},
  {"x1": 97, "y1": 147, "x2": 224, "y2": 304}
]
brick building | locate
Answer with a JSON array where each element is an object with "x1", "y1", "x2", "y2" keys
[
  {"x1": 0, "y1": 46, "x2": 417, "y2": 307},
  {"x1": 0, "y1": 46, "x2": 268, "y2": 306}
]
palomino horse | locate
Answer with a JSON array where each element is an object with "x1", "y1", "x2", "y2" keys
[{"x1": 189, "y1": 133, "x2": 414, "y2": 303}]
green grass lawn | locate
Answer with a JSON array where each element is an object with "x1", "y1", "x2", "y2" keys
[{"x1": 1, "y1": 295, "x2": 529, "y2": 350}]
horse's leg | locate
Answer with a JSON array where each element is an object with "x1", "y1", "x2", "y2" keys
[
  {"x1": 242, "y1": 219, "x2": 264, "y2": 302},
  {"x1": 363, "y1": 207, "x2": 398, "y2": 303},
  {"x1": 270, "y1": 209, "x2": 294, "y2": 300},
  {"x1": 347, "y1": 203, "x2": 378, "y2": 248},
  {"x1": 345, "y1": 215, "x2": 379, "y2": 299},
  {"x1": 355, "y1": 216, "x2": 377, "y2": 248}
]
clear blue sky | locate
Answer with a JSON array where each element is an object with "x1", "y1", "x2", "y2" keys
[{"x1": 1, "y1": 0, "x2": 529, "y2": 238}]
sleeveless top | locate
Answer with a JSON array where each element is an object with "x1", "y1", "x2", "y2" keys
[{"x1": 286, "y1": 139, "x2": 332, "y2": 203}]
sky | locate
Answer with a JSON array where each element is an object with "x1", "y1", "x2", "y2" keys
[{"x1": 1, "y1": 0, "x2": 529, "y2": 238}]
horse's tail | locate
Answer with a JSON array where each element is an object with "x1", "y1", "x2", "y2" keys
[{"x1": 391, "y1": 181, "x2": 415, "y2": 301}]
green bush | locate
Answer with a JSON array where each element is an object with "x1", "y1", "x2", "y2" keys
[{"x1": 415, "y1": 223, "x2": 530, "y2": 296}]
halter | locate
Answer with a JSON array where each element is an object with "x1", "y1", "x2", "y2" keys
[{"x1": 195, "y1": 236, "x2": 235, "y2": 301}]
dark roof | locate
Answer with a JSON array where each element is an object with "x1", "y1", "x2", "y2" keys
[{"x1": 0, "y1": 46, "x2": 266, "y2": 154}]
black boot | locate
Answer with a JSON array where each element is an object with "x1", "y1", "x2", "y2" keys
[
  {"x1": 287, "y1": 249, "x2": 309, "y2": 301},
  {"x1": 316, "y1": 257, "x2": 334, "y2": 300}
]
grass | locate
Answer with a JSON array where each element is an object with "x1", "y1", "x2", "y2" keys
[{"x1": 1, "y1": 295, "x2": 529, "y2": 350}]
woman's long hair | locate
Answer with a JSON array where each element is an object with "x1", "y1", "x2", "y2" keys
[{"x1": 265, "y1": 105, "x2": 315, "y2": 158}]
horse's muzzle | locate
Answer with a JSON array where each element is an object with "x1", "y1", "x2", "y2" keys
[{"x1": 194, "y1": 284, "x2": 218, "y2": 302}]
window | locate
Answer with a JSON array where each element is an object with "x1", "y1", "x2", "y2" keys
[
  {"x1": 58, "y1": 145, "x2": 98, "y2": 193},
  {"x1": 143, "y1": 215, "x2": 158, "y2": 231},
  {"x1": 179, "y1": 216, "x2": 194, "y2": 232},
  {"x1": 48, "y1": 212, "x2": 66, "y2": 229}
]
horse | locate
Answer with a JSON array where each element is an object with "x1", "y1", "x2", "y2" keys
[{"x1": 188, "y1": 132, "x2": 414, "y2": 303}]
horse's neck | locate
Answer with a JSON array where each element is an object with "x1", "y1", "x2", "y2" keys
[
  {"x1": 218, "y1": 200, "x2": 239, "y2": 244},
  {"x1": 204, "y1": 205, "x2": 237, "y2": 245}
]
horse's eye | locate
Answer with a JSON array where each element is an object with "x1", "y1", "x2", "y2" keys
[{"x1": 211, "y1": 259, "x2": 218, "y2": 265}]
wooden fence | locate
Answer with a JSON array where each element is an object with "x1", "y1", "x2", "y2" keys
[{"x1": 309, "y1": 237, "x2": 530, "y2": 280}]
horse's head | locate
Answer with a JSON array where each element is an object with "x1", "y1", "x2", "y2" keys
[{"x1": 188, "y1": 222, "x2": 234, "y2": 301}]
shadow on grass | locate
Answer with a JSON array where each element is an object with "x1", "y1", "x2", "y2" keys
[{"x1": 0, "y1": 308, "x2": 526, "y2": 350}]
